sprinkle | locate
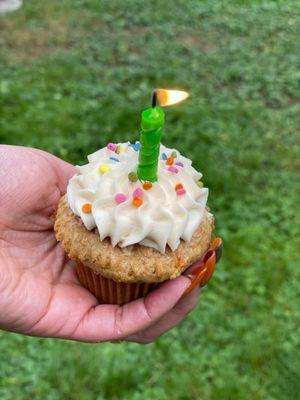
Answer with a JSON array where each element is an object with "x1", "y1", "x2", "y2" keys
[
  {"x1": 143, "y1": 182, "x2": 152, "y2": 190},
  {"x1": 82, "y1": 203, "x2": 92, "y2": 213},
  {"x1": 114, "y1": 193, "x2": 127, "y2": 204},
  {"x1": 176, "y1": 188, "x2": 186, "y2": 195},
  {"x1": 129, "y1": 142, "x2": 141, "y2": 151},
  {"x1": 166, "y1": 157, "x2": 174, "y2": 165},
  {"x1": 171, "y1": 151, "x2": 177, "y2": 158},
  {"x1": 175, "y1": 183, "x2": 183, "y2": 191},
  {"x1": 118, "y1": 144, "x2": 128, "y2": 154},
  {"x1": 162, "y1": 153, "x2": 168, "y2": 160},
  {"x1": 109, "y1": 157, "x2": 119, "y2": 162},
  {"x1": 128, "y1": 172, "x2": 138, "y2": 182},
  {"x1": 175, "y1": 162, "x2": 184, "y2": 167},
  {"x1": 133, "y1": 198, "x2": 143, "y2": 207},
  {"x1": 107, "y1": 143, "x2": 117, "y2": 151},
  {"x1": 99, "y1": 165, "x2": 110, "y2": 175},
  {"x1": 197, "y1": 181, "x2": 203, "y2": 188},
  {"x1": 167, "y1": 166, "x2": 178, "y2": 174},
  {"x1": 133, "y1": 188, "x2": 143, "y2": 199}
]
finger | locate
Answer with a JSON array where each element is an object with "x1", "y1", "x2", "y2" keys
[
  {"x1": 126, "y1": 285, "x2": 200, "y2": 344},
  {"x1": 27, "y1": 147, "x2": 77, "y2": 195},
  {"x1": 70, "y1": 275, "x2": 192, "y2": 342},
  {"x1": 43, "y1": 152, "x2": 77, "y2": 195}
]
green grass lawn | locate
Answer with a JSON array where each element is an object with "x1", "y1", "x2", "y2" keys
[{"x1": 1, "y1": 0, "x2": 300, "y2": 399}]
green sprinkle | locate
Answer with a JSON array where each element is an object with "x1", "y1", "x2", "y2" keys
[
  {"x1": 197, "y1": 181, "x2": 203, "y2": 188},
  {"x1": 128, "y1": 172, "x2": 138, "y2": 182},
  {"x1": 171, "y1": 151, "x2": 177, "y2": 158}
]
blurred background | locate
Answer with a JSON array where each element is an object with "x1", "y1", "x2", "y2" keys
[{"x1": 0, "y1": 1, "x2": 299, "y2": 399}]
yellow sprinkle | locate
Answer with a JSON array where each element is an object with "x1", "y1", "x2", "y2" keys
[
  {"x1": 99, "y1": 165, "x2": 110, "y2": 175},
  {"x1": 118, "y1": 144, "x2": 127, "y2": 154}
]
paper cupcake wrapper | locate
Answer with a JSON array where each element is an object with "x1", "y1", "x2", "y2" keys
[
  {"x1": 75, "y1": 261, "x2": 156, "y2": 305},
  {"x1": 75, "y1": 237, "x2": 222, "y2": 305}
]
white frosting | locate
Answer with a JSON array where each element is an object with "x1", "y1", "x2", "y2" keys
[{"x1": 67, "y1": 143, "x2": 208, "y2": 253}]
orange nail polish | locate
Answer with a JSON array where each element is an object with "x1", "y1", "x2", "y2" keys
[
  {"x1": 183, "y1": 268, "x2": 207, "y2": 296},
  {"x1": 183, "y1": 237, "x2": 222, "y2": 296},
  {"x1": 183, "y1": 249, "x2": 217, "y2": 296},
  {"x1": 212, "y1": 237, "x2": 223, "y2": 263},
  {"x1": 200, "y1": 252, "x2": 216, "y2": 287}
]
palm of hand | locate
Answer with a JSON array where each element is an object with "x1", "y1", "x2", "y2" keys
[
  {"x1": 0, "y1": 146, "x2": 198, "y2": 343},
  {"x1": 0, "y1": 146, "x2": 89, "y2": 337}
]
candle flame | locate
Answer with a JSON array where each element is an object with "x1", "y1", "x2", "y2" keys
[{"x1": 155, "y1": 89, "x2": 189, "y2": 107}]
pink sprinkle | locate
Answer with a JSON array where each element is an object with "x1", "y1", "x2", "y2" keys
[
  {"x1": 133, "y1": 187, "x2": 143, "y2": 199},
  {"x1": 175, "y1": 162, "x2": 184, "y2": 167},
  {"x1": 167, "y1": 166, "x2": 178, "y2": 174},
  {"x1": 114, "y1": 193, "x2": 127, "y2": 204},
  {"x1": 107, "y1": 143, "x2": 117, "y2": 151},
  {"x1": 176, "y1": 188, "x2": 186, "y2": 195}
]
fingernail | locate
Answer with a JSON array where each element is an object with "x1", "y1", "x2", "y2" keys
[
  {"x1": 190, "y1": 249, "x2": 214, "y2": 276},
  {"x1": 212, "y1": 237, "x2": 223, "y2": 263},
  {"x1": 183, "y1": 249, "x2": 217, "y2": 296},
  {"x1": 184, "y1": 257, "x2": 205, "y2": 277},
  {"x1": 183, "y1": 237, "x2": 222, "y2": 297},
  {"x1": 183, "y1": 268, "x2": 207, "y2": 296},
  {"x1": 199, "y1": 252, "x2": 216, "y2": 287}
]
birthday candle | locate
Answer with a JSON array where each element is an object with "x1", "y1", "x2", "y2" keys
[
  {"x1": 137, "y1": 89, "x2": 189, "y2": 182},
  {"x1": 137, "y1": 105, "x2": 165, "y2": 182}
]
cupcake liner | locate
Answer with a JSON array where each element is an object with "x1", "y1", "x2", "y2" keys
[
  {"x1": 75, "y1": 261, "x2": 156, "y2": 305},
  {"x1": 75, "y1": 238, "x2": 222, "y2": 305}
]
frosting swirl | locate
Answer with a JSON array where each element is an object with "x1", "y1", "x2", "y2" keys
[{"x1": 67, "y1": 143, "x2": 208, "y2": 252}]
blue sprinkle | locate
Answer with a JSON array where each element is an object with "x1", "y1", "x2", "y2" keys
[
  {"x1": 129, "y1": 142, "x2": 140, "y2": 151},
  {"x1": 162, "y1": 153, "x2": 167, "y2": 160},
  {"x1": 109, "y1": 157, "x2": 119, "y2": 162}
]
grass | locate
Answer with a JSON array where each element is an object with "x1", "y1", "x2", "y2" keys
[{"x1": 0, "y1": 0, "x2": 300, "y2": 399}]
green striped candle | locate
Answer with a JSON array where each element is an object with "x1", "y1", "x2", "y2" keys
[{"x1": 137, "y1": 106, "x2": 165, "y2": 182}]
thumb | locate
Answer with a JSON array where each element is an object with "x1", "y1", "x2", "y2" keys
[{"x1": 40, "y1": 150, "x2": 77, "y2": 195}]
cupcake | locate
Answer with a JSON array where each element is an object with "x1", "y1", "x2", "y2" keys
[{"x1": 54, "y1": 141, "x2": 222, "y2": 305}]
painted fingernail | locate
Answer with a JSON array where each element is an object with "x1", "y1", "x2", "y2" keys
[
  {"x1": 183, "y1": 268, "x2": 207, "y2": 296},
  {"x1": 188, "y1": 264, "x2": 205, "y2": 277},
  {"x1": 212, "y1": 237, "x2": 223, "y2": 263},
  {"x1": 185, "y1": 258, "x2": 205, "y2": 276},
  {"x1": 200, "y1": 251, "x2": 216, "y2": 287},
  {"x1": 183, "y1": 248, "x2": 217, "y2": 295}
]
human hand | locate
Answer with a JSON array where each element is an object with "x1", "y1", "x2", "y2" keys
[{"x1": 0, "y1": 145, "x2": 200, "y2": 343}]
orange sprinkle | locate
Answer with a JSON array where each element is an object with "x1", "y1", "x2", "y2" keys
[
  {"x1": 143, "y1": 182, "x2": 152, "y2": 190},
  {"x1": 82, "y1": 203, "x2": 92, "y2": 214},
  {"x1": 175, "y1": 183, "x2": 183, "y2": 191},
  {"x1": 166, "y1": 157, "x2": 174, "y2": 165},
  {"x1": 133, "y1": 198, "x2": 143, "y2": 207}
]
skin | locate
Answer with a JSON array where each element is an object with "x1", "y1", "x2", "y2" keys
[{"x1": 0, "y1": 145, "x2": 200, "y2": 344}]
